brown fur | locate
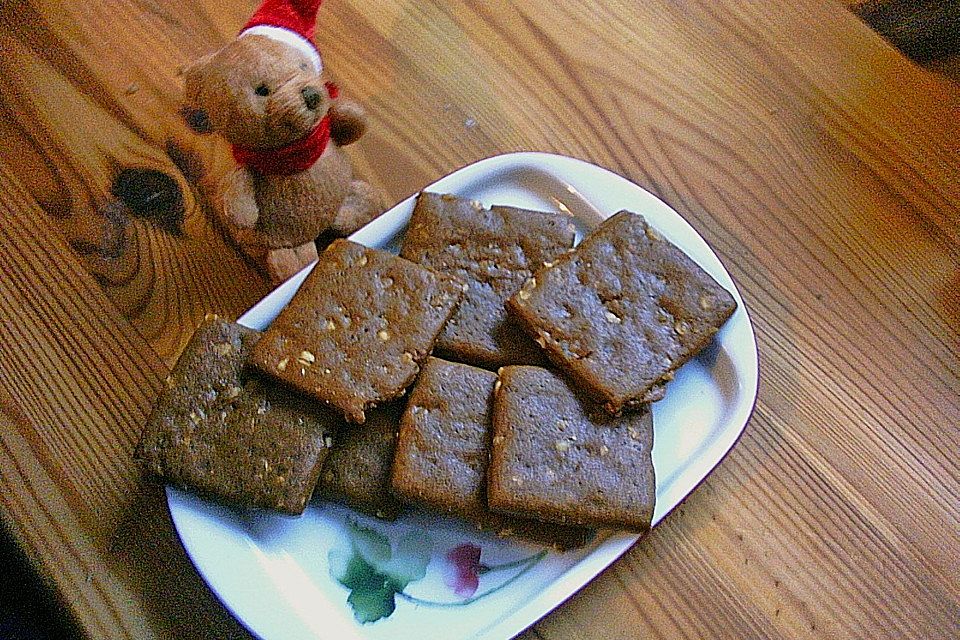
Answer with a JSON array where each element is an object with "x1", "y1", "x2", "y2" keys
[{"x1": 184, "y1": 35, "x2": 384, "y2": 282}]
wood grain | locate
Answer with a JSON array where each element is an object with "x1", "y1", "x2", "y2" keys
[
  {"x1": 0, "y1": 163, "x2": 250, "y2": 638},
  {"x1": 1, "y1": 0, "x2": 958, "y2": 638},
  {"x1": 0, "y1": 1, "x2": 269, "y2": 366}
]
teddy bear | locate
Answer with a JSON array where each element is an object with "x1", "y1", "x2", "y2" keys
[{"x1": 182, "y1": 0, "x2": 384, "y2": 283}]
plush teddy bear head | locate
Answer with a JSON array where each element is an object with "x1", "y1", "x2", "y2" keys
[{"x1": 184, "y1": 35, "x2": 330, "y2": 149}]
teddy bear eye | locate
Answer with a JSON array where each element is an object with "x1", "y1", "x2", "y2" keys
[{"x1": 254, "y1": 84, "x2": 270, "y2": 97}]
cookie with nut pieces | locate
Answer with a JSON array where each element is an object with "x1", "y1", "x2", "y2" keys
[
  {"x1": 391, "y1": 357, "x2": 593, "y2": 549},
  {"x1": 136, "y1": 316, "x2": 336, "y2": 515},
  {"x1": 400, "y1": 192, "x2": 576, "y2": 369},
  {"x1": 250, "y1": 239, "x2": 465, "y2": 424},
  {"x1": 316, "y1": 402, "x2": 404, "y2": 519},
  {"x1": 507, "y1": 211, "x2": 737, "y2": 414},
  {"x1": 487, "y1": 365, "x2": 656, "y2": 532}
]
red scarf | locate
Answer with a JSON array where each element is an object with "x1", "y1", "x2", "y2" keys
[{"x1": 232, "y1": 115, "x2": 330, "y2": 176}]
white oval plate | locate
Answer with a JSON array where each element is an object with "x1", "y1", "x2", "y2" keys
[{"x1": 167, "y1": 152, "x2": 758, "y2": 640}]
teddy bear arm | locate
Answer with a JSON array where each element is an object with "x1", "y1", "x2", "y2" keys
[
  {"x1": 329, "y1": 99, "x2": 368, "y2": 146},
  {"x1": 330, "y1": 179, "x2": 384, "y2": 236},
  {"x1": 219, "y1": 166, "x2": 260, "y2": 229}
]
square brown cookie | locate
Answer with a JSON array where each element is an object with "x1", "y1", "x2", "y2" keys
[
  {"x1": 507, "y1": 211, "x2": 737, "y2": 414},
  {"x1": 400, "y1": 192, "x2": 576, "y2": 369},
  {"x1": 392, "y1": 357, "x2": 592, "y2": 549},
  {"x1": 136, "y1": 317, "x2": 336, "y2": 515},
  {"x1": 316, "y1": 403, "x2": 404, "y2": 519},
  {"x1": 250, "y1": 239, "x2": 464, "y2": 424},
  {"x1": 488, "y1": 365, "x2": 656, "y2": 532}
]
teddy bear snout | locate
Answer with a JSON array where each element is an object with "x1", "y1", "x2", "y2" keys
[{"x1": 301, "y1": 86, "x2": 322, "y2": 111}]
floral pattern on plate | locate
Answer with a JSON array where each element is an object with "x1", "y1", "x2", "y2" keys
[{"x1": 330, "y1": 522, "x2": 548, "y2": 623}]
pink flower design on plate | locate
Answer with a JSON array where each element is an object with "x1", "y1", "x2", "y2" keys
[{"x1": 444, "y1": 543, "x2": 485, "y2": 598}]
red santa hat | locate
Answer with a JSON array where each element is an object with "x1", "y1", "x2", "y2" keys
[{"x1": 239, "y1": 0, "x2": 324, "y2": 73}]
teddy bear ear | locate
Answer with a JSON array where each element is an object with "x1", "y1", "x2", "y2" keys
[{"x1": 179, "y1": 52, "x2": 217, "y2": 134}]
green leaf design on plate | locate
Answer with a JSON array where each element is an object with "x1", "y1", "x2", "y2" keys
[
  {"x1": 347, "y1": 581, "x2": 397, "y2": 624},
  {"x1": 329, "y1": 521, "x2": 433, "y2": 624}
]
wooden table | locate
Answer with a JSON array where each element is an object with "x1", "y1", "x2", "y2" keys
[{"x1": 1, "y1": 0, "x2": 957, "y2": 638}]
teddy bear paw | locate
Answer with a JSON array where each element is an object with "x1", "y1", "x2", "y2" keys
[{"x1": 265, "y1": 242, "x2": 319, "y2": 283}]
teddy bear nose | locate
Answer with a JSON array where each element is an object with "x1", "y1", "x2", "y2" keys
[{"x1": 301, "y1": 86, "x2": 322, "y2": 111}]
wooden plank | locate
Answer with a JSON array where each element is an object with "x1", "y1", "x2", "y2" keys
[
  {"x1": 0, "y1": 162, "x2": 250, "y2": 639},
  {"x1": 0, "y1": 1, "x2": 269, "y2": 366}
]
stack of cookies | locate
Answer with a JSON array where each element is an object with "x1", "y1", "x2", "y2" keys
[{"x1": 137, "y1": 192, "x2": 736, "y2": 546}]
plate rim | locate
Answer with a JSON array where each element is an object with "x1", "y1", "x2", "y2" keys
[{"x1": 166, "y1": 151, "x2": 759, "y2": 640}]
